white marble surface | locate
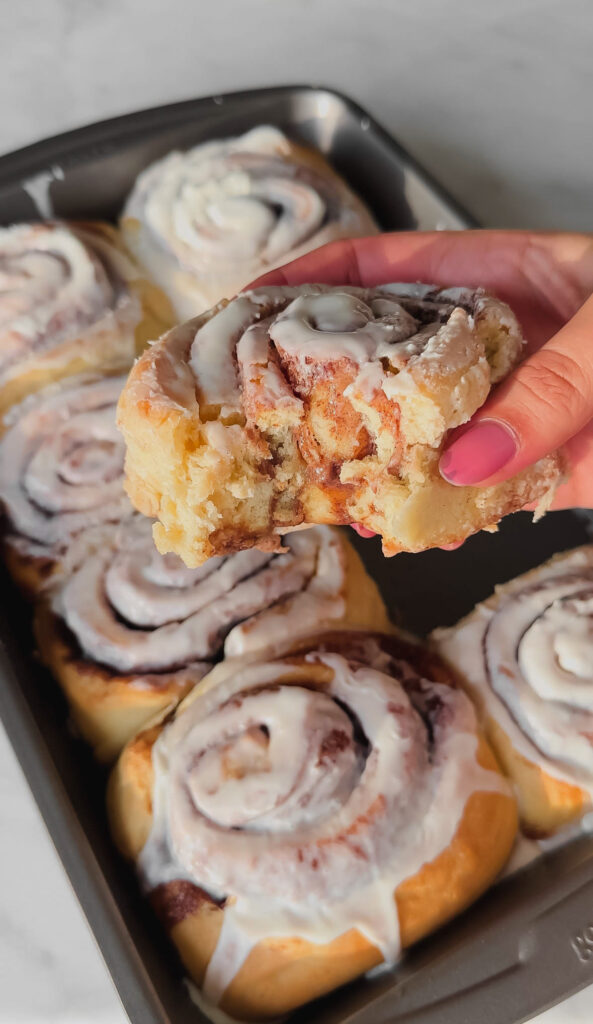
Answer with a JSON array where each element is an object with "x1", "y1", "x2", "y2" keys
[{"x1": 1, "y1": 1, "x2": 593, "y2": 1022}]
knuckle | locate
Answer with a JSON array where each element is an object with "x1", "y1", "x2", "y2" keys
[
  {"x1": 514, "y1": 348, "x2": 593, "y2": 420},
  {"x1": 342, "y1": 239, "x2": 362, "y2": 285}
]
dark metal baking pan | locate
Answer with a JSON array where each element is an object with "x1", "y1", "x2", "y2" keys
[
  {"x1": 0, "y1": 85, "x2": 590, "y2": 1024},
  {"x1": 0, "y1": 85, "x2": 476, "y2": 230}
]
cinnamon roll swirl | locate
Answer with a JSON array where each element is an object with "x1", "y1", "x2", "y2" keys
[
  {"x1": 36, "y1": 519, "x2": 390, "y2": 761},
  {"x1": 0, "y1": 221, "x2": 173, "y2": 415},
  {"x1": 108, "y1": 632, "x2": 517, "y2": 1020},
  {"x1": 0, "y1": 373, "x2": 132, "y2": 596},
  {"x1": 118, "y1": 283, "x2": 561, "y2": 567},
  {"x1": 121, "y1": 126, "x2": 377, "y2": 318},
  {"x1": 433, "y1": 546, "x2": 593, "y2": 836}
]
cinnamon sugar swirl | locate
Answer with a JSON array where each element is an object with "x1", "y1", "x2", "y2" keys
[
  {"x1": 433, "y1": 546, "x2": 593, "y2": 835},
  {"x1": 0, "y1": 221, "x2": 173, "y2": 415},
  {"x1": 36, "y1": 519, "x2": 390, "y2": 761},
  {"x1": 118, "y1": 284, "x2": 561, "y2": 566},
  {"x1": 121, "y1": 126, "x2": 377, "y2": 318},
  {"x1": 108, "y1": 632, "x2": 517, "y2": 1019},
  {"x1": 0, "y1": 373, "x2": 132, "y2": 596}
]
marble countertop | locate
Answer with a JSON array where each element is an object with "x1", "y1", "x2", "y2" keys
[{"x1": 1, "y1": 1, "x2": 593, "y2": 1022}]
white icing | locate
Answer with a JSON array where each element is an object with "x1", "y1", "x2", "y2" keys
[
  {"x1": 139, "y1": 650, "x2": 509, "y2": 1006},
  {"x1": 434, "y1": 547, "x2": 593, "y2": 796},
  {"x1": 123, "y1": 127, "x2": 375, "y2": 318},
  {"x1": 189, "y1": 297, "x2": 258, "y2": 413},
  {"x1": 224, "y1": 527, "x2": 345, "y2": 656},
  {"x1": 0, "y1": 223, "x2": 118, "y2": 382},
  {"x1": 500, "y1": 834, "x2": 541, "y2": 877},
  {"x1": 21, "y1": 165, "x2": 64, "y2": 218},
  {"x1": 0, "y1": 373, "x2": 131, "y2": 550},
  {"x1": 51, "y1": 520, "x2": 347, "y2": 674},
  {"x1": 185, "y1": 285, "x2": 496, "y2": 431},
  {"x1": 236, "y1": 320, "x2": 304, "y2": 418}
]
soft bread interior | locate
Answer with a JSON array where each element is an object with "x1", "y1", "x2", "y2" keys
[{"x1": 119, "y1": 290, "x2": 560, "y2": 567}]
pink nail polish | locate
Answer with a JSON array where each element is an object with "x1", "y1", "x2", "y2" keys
[
  {"x1": 351, "y1": 523, "x2": 376, "y2": 538},
  {"x1": 439, "y1": 420, "x2": 518, "y2": 486}
]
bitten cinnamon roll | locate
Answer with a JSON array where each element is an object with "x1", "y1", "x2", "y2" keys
[
  {"x1": 118, "y1": 283, "x2": 561, "y2": 567},
  {"x1": 121, "y1": 126, "x2": 377, "y2": 318},
  {"x1": 433, "y1": 546, "x2": 593, "y2": 836},
  {"x1": 0, "y1": 221, "x2": 173, "y2": 415},
  {"x1": 35, "y1": 518, "x2": 390, "y2": 761},
  {"x1": 0, "y1": 373, "x2": 132, "y2": 596},
  {"x1": 108, "y1": 632, "x2": 517, "y2": 1020}
]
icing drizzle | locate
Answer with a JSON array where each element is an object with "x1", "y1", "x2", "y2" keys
[
  {"x1": 186, "y1": 285, "x2": 510, "y2": 437},
  {"x1": 435, "y1": 547, "x2": 593, "y2": 795},
  {"x1": 0, "y1": 373, "x2": 131, "y2": 551},
  {"x1": 51, "y1": 517, "x2": 347, "y2": 675},
  {"x1": 0, "y1": 222, "x2": 140, "y2": 383},
  {"x1": 123, "y1": 127, "x2": 376, "y2": 318},
  {"x1": 139, "y1": 647, "x2": 508, "y2": 1005}
]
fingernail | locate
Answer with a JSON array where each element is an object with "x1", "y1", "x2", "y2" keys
[
  {"x1": 351, "y1": 523, "x2": 376, "y2": 538},
  {"x1": 439, "y1": 420, "x2": 518, "y2": 486}
]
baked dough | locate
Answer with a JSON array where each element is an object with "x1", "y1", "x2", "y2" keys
[
  {"x1": 118, "y1": 283, "x2": 560, "y2": 566},
  {"x1": 36, "y1": 520, "x2": 390, "y2": 761},
  {"x1": 121, "y1": 125, "x2": 377, "y2": 318},
  {"x1": 0, "y1": 221, "x2": 173, "y2": 416},
  {"x1": 108, "y1": 631, "x2": 517, "y2": 1019},
  {"x1": 433, "y1": 546, "x2": 593, "y2": 835},
  {"x1": 0, "y1": 373, "x2": 133, "y2": 597}
]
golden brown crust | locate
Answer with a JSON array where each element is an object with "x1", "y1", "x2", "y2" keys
[
  {"x1": 486, "y1": 714, "x2": 586, "y2": 837},
  {"x1": 107, "y1": 633, "x2": 517, "y2": 1019},
  {"x1": 34, "y1": 605, "x2": 193, "y2": 764},
  {"x1": 118, "y1": 286, "x2": 561, "y2": 567},
  {"x1": 453, "y1": 651, "x2": 588, "y2": 836},
  {"x1": 437, "y1": 657, "x2": 588, "y2": 836},
  {"x1": 107, "y1": 723, "x2": 160, "y2": 857},
  {"x1": 329, "y1": 531, "x2": 394, "y2": 634}
]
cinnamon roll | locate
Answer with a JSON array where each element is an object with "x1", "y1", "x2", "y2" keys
[
  {"x1": 35, "y1": 519, "x2": 390, "y2": 761},
  {"x1": 0, "y1": 373, "x2": 132, "y2": 596},
  {"x1": 433, "y1": 546, "x2": 593, "y2": 836},
  {"x1": 108, "y1": 632, "x2": 517, "y2": 1020},
  {"x1": 118, "y1": 283, "x2": 561, "y2": 567},
  {"x1": 121, "y1": 126, "x2": 377, "y2": 318},
  {"x1": 0, "y1": 221, "x2": 173, "y2": 415}
]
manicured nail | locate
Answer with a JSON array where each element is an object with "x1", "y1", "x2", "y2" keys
[
  {"x1": 439, "y1": 420, "x2": 518, "y2": 486},
  {"x1": 351, "y1": 523, "x2": 376, "y2": 538}
]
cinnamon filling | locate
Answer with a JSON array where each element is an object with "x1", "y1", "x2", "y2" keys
[{"x1": 151, "y1": 880, "x2": 225, "y2": 930}]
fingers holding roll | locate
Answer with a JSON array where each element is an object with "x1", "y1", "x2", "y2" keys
[
  {"x1": 118, "y1": 282, "x2": 561, "y2": 564},
  {"x1": 439, "y1": 293, "x2": 593, "y2": 506}
]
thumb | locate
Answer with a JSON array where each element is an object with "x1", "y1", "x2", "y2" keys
[{"x1": 440, "y1": 292, "x2": 593, "y2": 486}]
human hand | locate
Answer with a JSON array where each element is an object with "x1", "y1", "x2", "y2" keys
[{"x1": 252, "y1": 230, "x2": 593, "y2": 513}]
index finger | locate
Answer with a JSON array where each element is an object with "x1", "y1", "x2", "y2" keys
[{"x1": 249, "y1": 230, "x2": 593, "y2": 345}]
